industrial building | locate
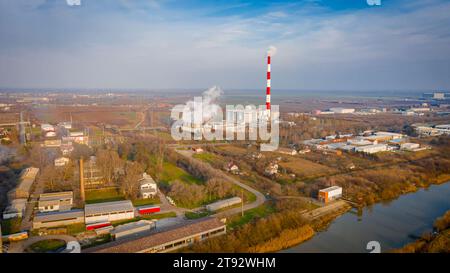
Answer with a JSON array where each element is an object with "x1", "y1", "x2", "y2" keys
[
  {"x1": 139, "y1": 173, "x2": 158, "y2": 199},
  {"x1": 8, "y1": 167, "x2": 39, "y2": 199},
  {"x1": 400, "y1": 143, "x2": 420, "y2": 151},
  {"x1": 38, "y1": 191, "x2": 73, "y2": 212},
  {"x1": 2, "y1": 199, "x2": 27, "y2": 219},
  {"x1": 329, "y1": 107, "x2": 355, "y2": 114},
  {"x1": 318, "y1": 186, "x2": 343, "y2": 203},
  {"x1": 354, "y1": 144, "x2": 388, "y2": 154},
  {"x1": 32, "y1": 209, "x2": 85, "y2": 229},
  {"x1": 88, "y1": 217, "x2": 226, "y2": 253},
  {"x1": 276, "y1": 148, "x2": 298, "y2": 156},
  {"x1": 206, "y1": 197, "x2": 242, "y2": 212},
  {"x1": 111, "y1": 220, "x2": 156, "y2": 240},
  {"x1": 84, "y1": 200, "x2": 135, "y2": 225}
]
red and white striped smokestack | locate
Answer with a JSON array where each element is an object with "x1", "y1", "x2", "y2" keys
[{"x1": 266, "y1": 54, "x2": 271, "y2": 112}]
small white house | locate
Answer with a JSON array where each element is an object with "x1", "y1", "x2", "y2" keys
[
  {"x1": 54, "y1": 157, "x2": 70, "y2": 167},
  {"x1": 225, "y1": 162, "x2": 239, "y2": 173},
  {"x1": 139, "y1": 173, "x2": 158, "y2": 199},
  {"x1": 192, "y1": 147, "x2": 204, "y2": 153},
  {"x1": 400, "y1": 143, "x2": 420, "y2": 151}
]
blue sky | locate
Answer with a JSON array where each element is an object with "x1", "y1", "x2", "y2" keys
[{"x1": 0, "y1": 0, "x2": 450, "y2": 91}]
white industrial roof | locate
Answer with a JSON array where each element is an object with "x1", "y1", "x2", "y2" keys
[
  {"x1": 34, "y1": 209, "x2": 84, "y2": 222},
  {"x1": 319, "y1": 186, "x2": 342, "y2": 193},
  {"x1": 85, "y1": 200, "x2": 134, "y2": 216},
  {"x1": 39, "y1": 191, "x2": 73, "y2": 201},
  {"x1": 112, "y1": 220, "x2": 154, "y2": 234}
]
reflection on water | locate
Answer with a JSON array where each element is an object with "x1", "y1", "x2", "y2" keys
[{"x1": 282, "y1": 183, "x2": 450, "y2": 253}]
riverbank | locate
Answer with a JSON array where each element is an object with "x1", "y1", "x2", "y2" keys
[
  {"x1": 283, "y1": 181, "x2": 450, "y2": 253},
  {"x1": 393, "y1": 210, "x2": 450, "y2": 253}
]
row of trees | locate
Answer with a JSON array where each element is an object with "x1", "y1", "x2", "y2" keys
[
  {"x1": 184, "y1": 200, "x2": 311, "y2": 252},
  {"x1": 168, "y1": 178, "x2": 237, "y2": 208}
]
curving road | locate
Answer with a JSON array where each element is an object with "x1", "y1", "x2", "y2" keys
[{"x1": 174, "y1": 148, "x2": 266, "y2": 217}]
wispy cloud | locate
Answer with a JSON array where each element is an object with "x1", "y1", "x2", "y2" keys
[{"x1": 0, "y1": 0, "x2": 449, "y2": 91}]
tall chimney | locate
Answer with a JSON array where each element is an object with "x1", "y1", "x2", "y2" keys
[
  {"x1": 266, "y1": 54, "x2": 271, "y2": 115},
  {"x1": 79, "y1": 158, "x2": 85, "y2": 203}
]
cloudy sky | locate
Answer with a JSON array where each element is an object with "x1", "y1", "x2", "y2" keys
[{"x1": 0, "y1": 0, "x2": 449, "y2": 91}]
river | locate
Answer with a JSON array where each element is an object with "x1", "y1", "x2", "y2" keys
[{"x1": 283, "y1": 182, "x2": 450, "y2": 253}]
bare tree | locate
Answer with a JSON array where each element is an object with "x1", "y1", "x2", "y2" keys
[{"x1": 119, "y1": 161, "x2": 143, "y2": 199}]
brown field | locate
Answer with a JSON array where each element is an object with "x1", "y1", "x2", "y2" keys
[
  {"x1": 279, "y1": 158, "x2": 336, "y2": 179},
  {"x1": 0, "y1": 112, "x2": 19, "y2": 124},
  {"x1": 32, "y1": 106, "x2": 141, "y2": 127}
]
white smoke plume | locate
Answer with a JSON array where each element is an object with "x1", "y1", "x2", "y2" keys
[
  {"x1": 0, "y1": 145, "x2": 15, "y2": 165},
  {"x1": 184, "y1": 86, "x2": 223, "y2": 124},
  {"x1": 267, "y1": 45, "x2": 277, "y2": 56}
]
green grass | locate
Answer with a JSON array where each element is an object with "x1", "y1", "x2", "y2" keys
[
  {"x1": 185, "y1": 211, "x2": 212, "y2": 219},
  {"x1": 85, "y1": 188, "x2": 125, "y2": 204},
  {"x1": 0, "y1": 218, "x2": 22, "y2": 235},
  {"x1": 132, "y1": 197, "x2": 161, "y2": 207},
  {"x1": 27, "y1": 239, "x2": 66, "y2": 253},
  {"x1": 67, "y1": 223, "x2": 87, "y2": 235},
  {"x1": 193, "y1": 153, "x2": 217, "y2": 164},
  {"x1": 141, "y1": 212, "x2": 177, "y2": 220},
  {"x1": 227, "y1": 204, "x2": 276, "y2": 229},
  {"x1": 159, "y1": 161, "x2": 203, "y2": 186}
]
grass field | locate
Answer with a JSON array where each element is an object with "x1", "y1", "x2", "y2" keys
[
  {"x1": 85, "y1": 188, "x2": 125, "y2": 204},
  {"x1": 27, "y1": 239, "x2": 66, "y2": 253},
  {"x1": 280, "y1": 158, "x2": 336, "y2": 180},
  {"x1": 227, "y1": 204, "x2": 276, "y2": 229},
  {"x1": 193, "y1": 153, "x2": 218, "y2": 164},
  {"x1": 132, "y1": 197, "x2": 161, "y2": 207},
  {"x1": 0, "y1": 218, "x2": 22, "y2": 235},
  {"x1": 158, "y1": 161, "x2": 203, "y2": 186}
]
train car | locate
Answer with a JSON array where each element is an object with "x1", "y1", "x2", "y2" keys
[
  {"x1": 138, "y1": 205, "x2": 160, "y2": 215},
  {"x1": 86, "y1": 221, "x2": 111, "y2": 231},
  {"x1": 2, "y1": 231, "x2": 28, "y2": 242}
]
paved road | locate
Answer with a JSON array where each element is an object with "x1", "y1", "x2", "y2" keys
[{"x1": 174, "y1": 148, "x2": 266, "y2": 217}]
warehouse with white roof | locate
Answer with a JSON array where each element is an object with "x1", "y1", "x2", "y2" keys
[{"x1": 84, "y1": 200, "x2": 135, "y2": 225}]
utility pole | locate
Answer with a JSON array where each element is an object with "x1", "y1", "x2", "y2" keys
[
  {"x1": 79, "y1": 159, "x2": 85, "y2": 203},
  {"x1": 241, "y1": 189, "x2": 244, "y2": 217}
]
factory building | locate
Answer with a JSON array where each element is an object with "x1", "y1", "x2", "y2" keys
[
  {"x1": 8, "y1": 167, "x2": 39, "y2": 199},
  {"x1": 318, "y1": 186, "x2": 343, "y2": 203},
  {"x1": 206, "y1": 197, "x2": 242, "y2": 212},
  {"x1": 32, "y1": 209, "x2": 85, "y2": 229},
  {"x1": 354, "y1": 144, "x2": 388, "y2": 154},
  {"x1": 400, "y1": 143, "x2": 420, "y2": 151},
  {"x1": 111, "y1": 220, "x2": 156, "y2": 240},
  {"x1": 276, "y1": 148, "x2": 298, "y2": 156},
  {"x1": 38, "y1": 191, "x2": 73, "y2": 212},
  {"x1": 329, "y1": 107, "x2": 355, "y2": 114},
  {"x1": 84, "y1": 200, "x2": 135, "y2": 225},
  {"x1": 88, "y1": 217, "x2": 226, "y2": 253},
  {"x1": 2, "y1": 199, "x2": 27, "y2": 219}
]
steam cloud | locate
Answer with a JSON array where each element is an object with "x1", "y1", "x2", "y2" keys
[
  {"x1": 267, "y1": 45, "x2": 277, "y2": 56},
  {"x1": 184, "y1": 86, "x2": 223, "y2": 124},
  {"x1": 0, "y1": 145, "x2": 15, "y2": 165}
]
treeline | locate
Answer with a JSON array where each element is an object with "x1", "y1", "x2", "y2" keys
[
  {"x1": 306, "y1": 156, "x2": 450, "y2": 205},
  {"x1": 394, "y1": 210, "x2": 450, "y2": 253},
  {"x1": 182, "y1": 200, "x2": 313, "y2": 253}
]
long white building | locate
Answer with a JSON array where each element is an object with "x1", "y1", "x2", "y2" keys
[{"x1": 84, "y1": 200, "x2": 135, "y2": 225}]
